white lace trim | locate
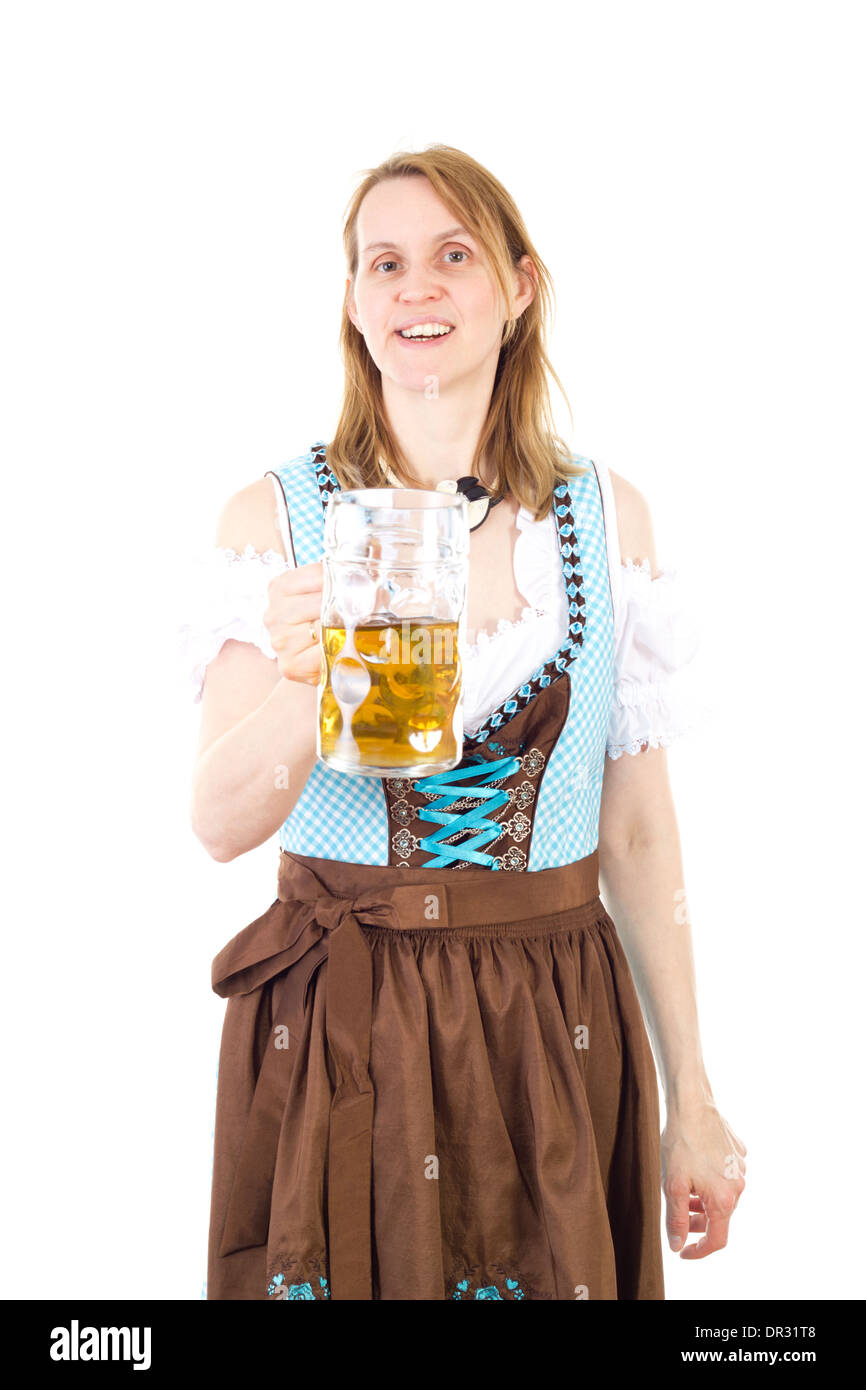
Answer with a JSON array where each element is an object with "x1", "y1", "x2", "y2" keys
[
  {"x1": 217, "y1": 542, "x2": 287, "y2": 567},
  {"x1": 606, "y1": 683, "x2": 712, "y2": 756},
  {"x1": 466, "y1": 605, "x2": 550, "y2": 658},
  {"x1": 176, "y1": 544, "x2": 291, "y2": 704},
  {"x1": 605, "y1": 662, "x2": 712, "y2": 759},
  {"x1": 606, "y1": 729, "x2": 698, "y2": 760}
]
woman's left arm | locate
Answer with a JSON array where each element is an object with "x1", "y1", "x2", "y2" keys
[
  {"x1": 598, "y1": 470, "x2": 747, "y2": 1260},
  {"x1": 598, "y1": 749, "x2": 747, "y2": 1259}
]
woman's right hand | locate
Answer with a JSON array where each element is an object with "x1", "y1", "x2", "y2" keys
[{"x1": 264, "y1": 560, "x2": 324, "y2": 686}]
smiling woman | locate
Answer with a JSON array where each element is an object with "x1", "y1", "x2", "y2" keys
[{"x1": 184, "y1": 142, "x2": 744, "y2": 1304}]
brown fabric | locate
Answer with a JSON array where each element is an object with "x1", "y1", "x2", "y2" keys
[
  {"x1": 382, "y1": 675, "x2": 570, "y2": 869},
  {"x1": 207, "y1": 848, "x2": 664, "y2": 1301}
]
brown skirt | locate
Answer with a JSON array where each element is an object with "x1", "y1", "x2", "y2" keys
[{"x1": 206, "y1": 848, "x2": 664, "y2": 1301}]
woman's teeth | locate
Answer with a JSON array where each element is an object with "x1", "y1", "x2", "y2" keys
[{"x1": 397, "y1": 324, "x2": 454, "y2": 339}]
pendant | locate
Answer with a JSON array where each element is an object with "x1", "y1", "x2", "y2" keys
[
  {"x1": 435, "y1": 476, "x2": 501, "y2": 532},
  {"x1": 378, "y1": 456, "x2": 500, "y2": 532}
]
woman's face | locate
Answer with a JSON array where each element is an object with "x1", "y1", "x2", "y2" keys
[{"x1": 346, "y1": 175, "x2": 533, "y2": 394}]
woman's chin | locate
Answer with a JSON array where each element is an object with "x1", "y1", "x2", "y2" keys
[{"x1": 383, "y1": 361, "x2": 460, "y2": 393}]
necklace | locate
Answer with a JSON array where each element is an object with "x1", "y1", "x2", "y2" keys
[{"x1": 378, "y1": 456, "x2": 503, "y2": 533}]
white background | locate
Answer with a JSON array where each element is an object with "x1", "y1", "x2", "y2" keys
[{"x1": 2, "y1": 0, "x2": 863, "y2": 1301}]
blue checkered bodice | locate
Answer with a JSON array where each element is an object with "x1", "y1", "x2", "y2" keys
[{"x1": 268, "y1": 443, "x2": 615, "y2": 870}]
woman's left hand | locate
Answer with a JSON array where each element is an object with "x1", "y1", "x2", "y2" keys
[{"x1": 661, "y1": 1098, "x2": 747, "y2": 1258}]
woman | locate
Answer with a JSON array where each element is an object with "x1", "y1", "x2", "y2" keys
[{"x1": 183, "y1": 144, "x2": 746, "y2": 1301}]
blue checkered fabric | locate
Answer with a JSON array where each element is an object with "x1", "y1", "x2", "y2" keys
[
  {"x1": 272, "y1": 444, "x2": 333, "y2": 567},
  {"x1": 528, "y1": 461, "x2": 615, "y2": 868},
  {"x1": 270, "y1": 447, "x2": 391, "y2": 864},
  {"x1": 269, "y1": 445, "x2": 614, "y2": 868},
  {"x1": 279, "y1": 757, "x2": 390, "y2": 861}
]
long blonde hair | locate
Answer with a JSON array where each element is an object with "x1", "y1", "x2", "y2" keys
[{"x1": 326, "y1": 144, "x2": 587, "y2": 520}]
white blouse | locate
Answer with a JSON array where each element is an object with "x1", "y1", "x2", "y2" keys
[{"x1": 176, "y1": 462, "x2": 708, "y2": 758}]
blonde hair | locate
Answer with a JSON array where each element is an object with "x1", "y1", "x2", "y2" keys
[{"x1": 326, "y1": 143, "x2": 587, "y2": 520}]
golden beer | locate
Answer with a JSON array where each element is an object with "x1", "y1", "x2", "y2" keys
[
  {"x1": 318, "y1": 486, "x2": 469, "y2": 776},
  {"x1": 319, "y1": 616, "x2": 462, "y2": 774}
]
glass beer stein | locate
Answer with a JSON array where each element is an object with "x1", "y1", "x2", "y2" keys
[{"x1": 317, "y1": 487, "x2": 470, "y2": 777}]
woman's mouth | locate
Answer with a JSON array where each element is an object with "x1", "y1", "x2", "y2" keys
[{"x1": 394, "y1": 325, "x2": 455, "y2": 346}]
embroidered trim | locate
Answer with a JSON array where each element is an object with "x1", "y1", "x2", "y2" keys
[
  {"x1": 312, "y1": 441, "x2": 341, "y2": 512},
  {"x1": 449, "y1": 1270, "x2": 527, "y2": 1300},
  {"x1": 490, "y1": 846, "x2": 528, "y2": 871},
  {"x1": 267, "y1": 1251, "x2": 331, "y2": 1300},
  {"x1": 267, "y1": 1272, "x2": 331, "y2": 1300}
]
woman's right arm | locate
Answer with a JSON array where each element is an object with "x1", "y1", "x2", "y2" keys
[{"x1": 189, "y1": 476, "x2": 323, "y2": 862}]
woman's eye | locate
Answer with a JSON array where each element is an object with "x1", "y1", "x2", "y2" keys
[{"x1": 373, "y1": 250, "x2": 469, "y2": 273}]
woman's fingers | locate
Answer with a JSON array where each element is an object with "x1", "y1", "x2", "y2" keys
[
  {"x1": 268, "y1": 560, "x2": 323, "y2": 597},
  {"x1": 664, "y1": 1176, "x2": 692, "y2": 1253},
  {"x1": 270, "y1": 623, "x2": 323, "y2": 683},
  {"x1": 287, "y1": 642, "x2": 323, "y2": 686},
  {"x1": 264, "y1": 588, "x2": 322, "y2": 633},
  {"x1": 270, "y1": 623, "x2": 321, "y2": 682},
  {"x1": 679, "y1": 1185, "x2": 737, "y2": 1259},
  {"x1": 686, "y1": 1195, "x2": 710, "y2": 1232},
  {"x1": 263, "y1": 560, "x2": 324, "y2": 684},
  {"x1": 662, "y1": 1110, "x2": 747, "y2": 1258}
]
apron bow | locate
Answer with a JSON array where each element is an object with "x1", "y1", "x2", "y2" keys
[{"x1": 211, "y1": 863, "x2": 399, "y2": 1299}]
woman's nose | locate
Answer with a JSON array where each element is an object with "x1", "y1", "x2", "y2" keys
[{"x1": 399, "y1": 272, "x2": 443, "y2": 301}]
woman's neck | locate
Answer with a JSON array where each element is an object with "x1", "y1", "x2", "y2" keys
[
  {"x1": 386, "y1": 450, "x2": 497, "y2": 491},
  {"x1": 381, "y1": 376, "x2": 497, "y2": 488}
]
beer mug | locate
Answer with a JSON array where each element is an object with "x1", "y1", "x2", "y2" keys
[{"x1": 318, "y1": 487, "x2": 470, "y2": 777}]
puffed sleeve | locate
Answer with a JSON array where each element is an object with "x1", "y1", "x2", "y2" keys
[
  {"x1": 605, "y1": 559, "x2": 710, "y2": 758},
  {"x1": 176, "y1": 544, "x2": 292, "y2": 704}
]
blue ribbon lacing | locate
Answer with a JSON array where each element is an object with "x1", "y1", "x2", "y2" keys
[{"x1": 412, "y1": 755, "x2": 522, "y2": 868}]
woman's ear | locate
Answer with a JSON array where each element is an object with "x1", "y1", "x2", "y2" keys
[
  {"x1": 345, "y1": 276, "x2": 361, "y2": 332},
  {"x1": 513, "y1": 254, "x2": 538, "y2": 318}
]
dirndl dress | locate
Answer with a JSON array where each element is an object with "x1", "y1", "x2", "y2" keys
[{"x1": 202, "y1": 443, "x2": 666, "y2": 1302}]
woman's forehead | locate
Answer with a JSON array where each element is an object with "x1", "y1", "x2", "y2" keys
[{"x1": 357, "y1": 177, "x2": 471, "y2": 249}]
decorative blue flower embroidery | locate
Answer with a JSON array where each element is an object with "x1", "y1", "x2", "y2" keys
[
  {"x1": 450, "y1": 1274, "x2": 525, "y2": 1300},
  {"x1": 268, "y1": 1272, "x2": 331, "y2": 1300}
]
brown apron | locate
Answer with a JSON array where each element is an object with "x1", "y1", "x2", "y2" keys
[{"x1": 206, "y1": 848, "x2": 664, "y2": 1301}]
